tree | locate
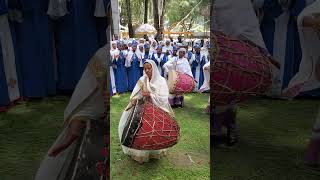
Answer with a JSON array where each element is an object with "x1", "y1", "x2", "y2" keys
[
  {"x1": 152, "y1": 0, "x2": 166, "y2": 40},
  {"x1": 125, "y1": 0, "x2": 134, "y2": 37},
  {"x1": 144, "y1": 0, "x2": 149, "y2": 24}
]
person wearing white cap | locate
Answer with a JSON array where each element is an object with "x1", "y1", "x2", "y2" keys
[
  {"x1": 150, "y1": 40, "x2": 158, "y2": 54},
  {"x1": 162, "y1": 39, "x2": 173, "y2": 55},
  {"x1": 126, "y1": 42, "x2": 143, "y2": 91},
  {"x1": 190, "y1": 44, "x2": 208, "y2": 91},
  {"x1": 151, "y1": 45, "x2": 168, "y2": 76},
  {"x1": 163, "y1": 47, "x2": 193, "y2": 107}
]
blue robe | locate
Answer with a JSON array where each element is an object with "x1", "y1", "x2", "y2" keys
[
  {"x1": 143, "y1": 52, "x2": 152, "y2": 64},
  {"x1": 191, "y1": 53, "x2": 206, "y2": 89},
  {"x1": 53, "y1": 0, "x2": 106, "y2": 91},
  {"x1": 187, "y1": 51, "x2": 193, "y2": 60},
  {"x1": 127, "y1": 53, "x2": 141, "y2": 91},
  {"x1": 151, "y1": 53, "x2": 167, "y2": 76},
  {"x1": 8, "y1": 0, "x2": 56, "y2": 98},
  {"x1": 114, "y1": 52, "x2": 128, "y2": 93},
  {"x1": 260, "y1": 0, "x2": 305, "y2": 92}
]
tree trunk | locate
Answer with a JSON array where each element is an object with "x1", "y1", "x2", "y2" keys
[
  {"x1": 152, "y1": 0, "x2": 160, "y2": 40},
  {"x1": 153, "y1": 0, "x2": 166, "y2": 41},
  {"x1": 126, "y1": 0, "x2": 134, "y2": 38},
  {"x1": 159, "y1": 0, "x2": 166, "y2": 36},
  {"x1": 144, "y1": 0, "x2": 149, "y2": 24}
]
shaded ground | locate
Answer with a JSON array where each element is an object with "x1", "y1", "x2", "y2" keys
[
  {"x1": 110, "y1": 93, "x2": 210, "y2": 180},
  {"x1": 213, "y1": 98, "x2": 320, "y2": 180},
  {"x1": 0, "y1": 96, "x2": 69, "y2": 180}
]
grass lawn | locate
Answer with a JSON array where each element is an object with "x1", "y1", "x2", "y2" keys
[
  {"x1": 213, "y1": 98, "x2": 320, "y2": 180},
  {"x1": 0, "y1": 96, "x2": 69, "y2": 180},
  {"x1": 110, "y1": 93, "x2": 211, "y2": 180},
  {"x1": 1, "y1": 94, "x2": 319, "y2": 180}
]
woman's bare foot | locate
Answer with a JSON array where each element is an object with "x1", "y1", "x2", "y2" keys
[{"x1": 48, "y1": 119, "x2": 85, "y2": 157}]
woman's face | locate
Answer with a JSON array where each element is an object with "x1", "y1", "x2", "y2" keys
[
  {"x1": 179, "y1": 50, "x2": 186, "y2": 58},
  {"x1": 144, "y1": 63, "x2": 153, "y2": 79}
]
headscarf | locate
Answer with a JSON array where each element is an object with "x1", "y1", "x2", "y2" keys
[
  {"x1": 130, "y1": 60, "x2": 175, "y2": 117},
  {"x1": 177, "y1": 47, "x2": 187, "y2": 55}
]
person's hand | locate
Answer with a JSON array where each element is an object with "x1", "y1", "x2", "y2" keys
[
  {"x1": 132, "y1": 99, "x2": 137, "y2": 105},
  {"x1": 204, "y1": 66, "x2": 210, "y2": 71},
  {"x1": 142, "y1": 91, "x2": 150, "y2": 97}
]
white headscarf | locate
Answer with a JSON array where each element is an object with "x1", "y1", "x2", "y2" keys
[{"x1": 130, "y1": 60, "x2": 175, "y2": 117}]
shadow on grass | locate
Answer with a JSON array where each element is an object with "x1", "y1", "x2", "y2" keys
[{"x1": 213, "y1": 98, "x2": 320, "y2": 180}]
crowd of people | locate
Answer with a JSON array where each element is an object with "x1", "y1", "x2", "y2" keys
[{"x1": 109, "y1": 37, "x2": 210, "y2": 97}]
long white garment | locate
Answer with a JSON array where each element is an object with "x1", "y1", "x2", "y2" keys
[
  {"x1": 118, "y1": 60, "x2": 174, "y2": 161},
  {"x1": 213, "y1": 0, "x2": 267, "y2": 50},
  {"x1": 35, "y1": 45, "x2": 108, "y2": 180},
  {"x1": 168, "y1": 57, "x2": 192, "y2": 77},
  {"x1": 282, "y1": 0, "x2": 320, "y2": 96},
  {"x1": 110, "y1": 48, "x2": 118, "y2": 94},
  {"x1": 0, "y1": 14, "x2": 20, "y2": 102},
  {"x1": 163, "y1": 55, "x2": 177, "y2": 77},
  {"x1": 200, "y1": 61, "x2": 210, "y2": 92}
]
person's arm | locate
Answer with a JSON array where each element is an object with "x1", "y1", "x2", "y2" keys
[{"x1": 302, "y1": 15, "x2": 320, "y2": 30}]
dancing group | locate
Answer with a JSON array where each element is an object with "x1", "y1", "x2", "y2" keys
[
  {"x1": 111, "y1": 37, "x2": 210, "y2": 163},
  {"x1": 212, "y1": 0, "x2": 320, "y2": 167}
]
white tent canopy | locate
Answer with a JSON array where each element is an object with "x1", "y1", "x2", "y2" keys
[{"x1": 135, "y1": 24, "x2": 157, "y2": 34}]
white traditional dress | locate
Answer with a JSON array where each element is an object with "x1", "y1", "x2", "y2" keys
[{"x1": 118, "y1": 60, "x2": 174, "y2": 162}]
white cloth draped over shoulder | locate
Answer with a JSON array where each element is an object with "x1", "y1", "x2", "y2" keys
[
  {"x1": 282, "y1": 0, "x2": 320, "y2": 96},
  {"x1": 163, "y1": 48, "x2": 193, "y2": 77},
  {"x1": 35, "y1": 44, "x2": 108, "y2": 180},
  {"x1": 0, "y1": 14, "x2": 20, "y2": 102},
  {"x1": 118, "y1": 60, "x2": 174, "y2": 161}
]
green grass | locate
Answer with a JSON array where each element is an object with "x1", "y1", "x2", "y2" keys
[
  {"x1": 1, "y1": 94, "x2": 319, "y2": 180},
  {"x1": 110, "y1": 93, "x2": 211, "y2": 180},
  {"x1": 0, "y1": 96, "x2": 69, "y2": 180},
  {"x1": 213, "y1": 98, "x2": 320, "y2": 180}
]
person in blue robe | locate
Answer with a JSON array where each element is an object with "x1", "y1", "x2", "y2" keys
[
  {"x1": 51, "y1": 0, "x2": 107, "y2": 91},
  {"x1": 190, "y1": 45, "x2": 207, "y2": 90},
  {"x1": 126, "y1": 43, "x2": 142, "y2": 91},
  {"x1": 260, "y1": 0, "x2": 306, "y2": 97},
  {"x1": 151, "y1": 45, "x2": 167, "y2": 76},
  {"x1": 114, "y1": 42, "x2": 128, "y2": 93},
  {"x1": 8, "y1": 0, "x2": 56, "y2": 98},
  {"x1": 143, "y1": 43, "x2": 152, "y2": 63}
]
